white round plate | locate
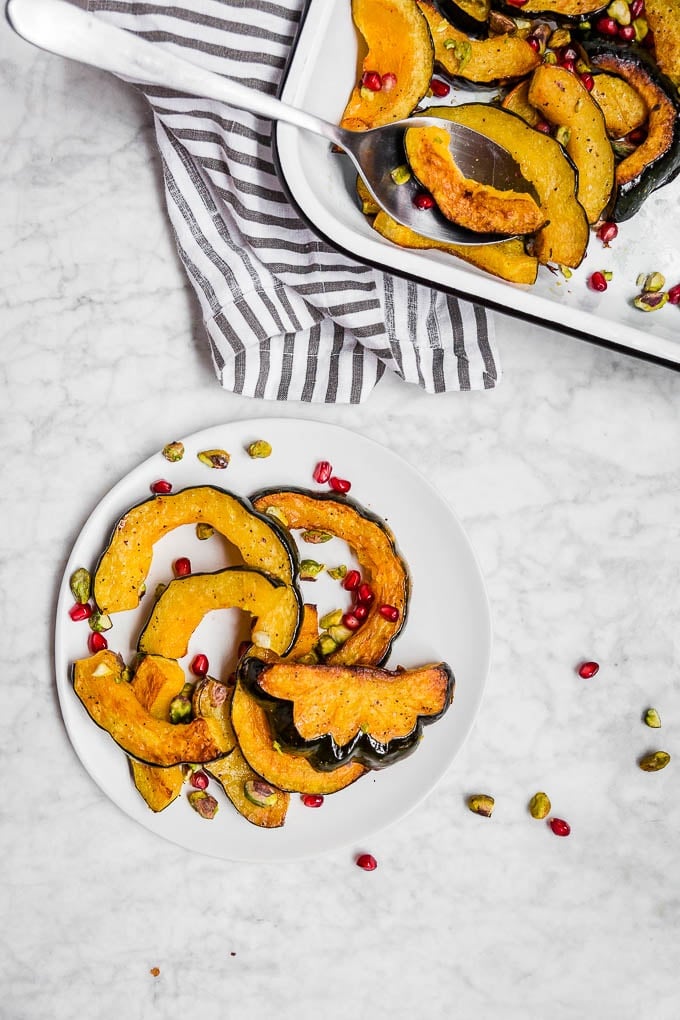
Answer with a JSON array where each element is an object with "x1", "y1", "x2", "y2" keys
[{"x1": 55, "y1": 418, "x2": 491, "y2": 861}]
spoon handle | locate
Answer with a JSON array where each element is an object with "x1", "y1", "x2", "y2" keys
[{"x1": 6, "y1": 0, "x2": 341, "y2": 144}]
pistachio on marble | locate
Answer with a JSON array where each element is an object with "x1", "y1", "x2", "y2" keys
[
  {"x1": 638, "y1": 750, "x2": 670, "y2": 772},
  {"x1": 528, "y1": 791, "x2": 551, "y2": 819},
  {"x1": 467, "y1": 794, "x2": 495, "y2": 817}
]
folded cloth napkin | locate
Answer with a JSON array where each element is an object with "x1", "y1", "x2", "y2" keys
[{"x1": 87, "y1": 0, "x2": 499, "y2": 402}]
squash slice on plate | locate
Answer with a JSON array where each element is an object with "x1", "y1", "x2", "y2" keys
[{"x1": 128, "y1": 655, "x2": 186, "y2": 812}]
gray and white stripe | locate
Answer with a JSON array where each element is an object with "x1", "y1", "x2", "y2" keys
[{"x1": 87, "y1": 0, "x2": 499, "y2": 402}]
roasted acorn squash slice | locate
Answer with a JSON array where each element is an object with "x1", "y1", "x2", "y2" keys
[
  {"x1": 590, "y1": 72, "x2": 648, "y2": 139},
  {"x1": 404, "y1": 124, "x2": 545, "y2": 234},
  {"x1": 417, "y1": 1, "x2": 540, "y2": 83},
  {"x1": 426, "y1": 104, "x2": 589, "y2": 267},
  {"x1": 438, "y1": 0, "x2": 491, "y2": 38},
  {"x1": 340, "y1": 0, "x2": 434, "y2": 131},
  {"x1": 137, "y1": 566, "x2": 302, "y2": 659},
  {"x1": 527, "y1": 63, "x2": 615, "y2": 224},
  {"x1": 72, "y1": 650, "x2": 232, "y2": 767},
  {"x1": 494, "y1": 0, "x2": 606, "y2": 17},
  {"x1": 252, "y1": 488, "x2": 409, "y2": 667},
  {"x1": 583, "y1": 40, "x2": 680, "y2": 221},
  {"x1": 231, "y1": 681, "x2": 367, "y2": 794},
  {"x1": 239, "y1": 656, "x2": 455, "y2": 771},
  {"x1": 371, "y1": 210, "x2": 539, "y2": 283},
  {"x1": 642, "y1": 0, "x2": 680, "y2": 89},
  {"x1": 128, "y1": 654, "x2": 186, "y2": 811},
  {"x1": 93, "y1": 485, "x2": 297, "y2": 614}
]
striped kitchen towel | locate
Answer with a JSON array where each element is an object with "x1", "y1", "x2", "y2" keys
[{"x1": 87, "y1": 0, "x2": 499, "y2": 402}]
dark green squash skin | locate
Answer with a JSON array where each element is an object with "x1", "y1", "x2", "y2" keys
[
  {"x1": 237, "y1": 657, "x2": 455, "y2": 772},
  {"x1": 436, "y1": 0, "x2": 490, "y2": 39},
  {"x1": 250, "y1": 486, "x2": 411, "y2": 668},
  {"x1": 581, "y1": 39, "x2": 680, "y2": 220},
  {"x1": 491, "y1": 0, "x2": 606, "y2": 24}
]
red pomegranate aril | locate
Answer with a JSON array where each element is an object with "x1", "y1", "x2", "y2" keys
[
  {"x1": 190, "y1": 771, "x2": 209, "y2": 790},
  {"x1": 378, "y1": 603, "x2": 400, "y2": 623},
  {"x1": 151, "y1": 479, "x2": 173, "y2": 494},
  {"x1": 329, "y1": 476, "x2": 351, "y2": 494},
  {"x1": 357, "y1": 582, "x2": 374, "y2": 605},
  {"x1": 535, "y1": 120, "x2": 552, "y2": 134},
  {"x1": 667, "y1": 284, "x2": 680, "y2": 305},
  {"x1": 628, "y1": 126, "x2": 647, "y2": 144},
  {"x1": 581, "y1": 72, "x2": 595, "y2": 91},
  {"x1": 353, "y1": 603, "x2": 369, "y2": 622},
  {"x1": 430, "y1": 77, "x2": 450, "y2": 97},
  {"x1": 578, "y1": 660, "x2": 599, "y2": 678},
  {"x1": 618, "y1": 24, "x2": 636, "y2": 39},
  {"x1": 343, "y1": 569, "x2": 361, "y2": 591},
  {"x1": 69, "y1": 602, "x2": 93, "y2": 622},
  {"x1": 88, "y1": 631, "x2": 108, "y2": 653},
  {"x1": 174, "y1": 556, "x2": 191, "y2": 577},
  {"x1": 191, "y1": 653, "x2": 209, "y2": 677},
  {"x1": 342, "y1": 612, "x2": 362, "y2": 631},
  {"x1": 506, "y1": 0, "x2": 528, "y2": 6},
  {"x1": 313, "y1": 460, "x2": 333, "y2": 484},
  {"x1": 528, "y1": 36, "x2": 541, "y2": 52},
  {"x1": 549, "y1": 817, "x2": 571, "y2": 837},
  {"x1": 597, "y1": 221, "x2": 618, "y2": 244},
  {"x1": 302, "y1": 794, "x2": 324, "y2": 808},
  {"x1": 595, "y1": 15, "x2": 619, "y2": 33},
  {"x1": 630, "y1": 0, "x2": 644, "y2": 14},
  {"x1": 561, "y1": 45, "x2": 578, "y2": 63},
  {"x1": 589, "y1": 271, "x2": 608, "y2": 292},
  {"x1": 414, "y1": 192, "x2": 435, "y2": 210},
  {"x1": 356, "y1": 853, "x2": 378, "y2": 871},
  {"x1": 381, "y1": 72, "x2": 397, "y2": 91},
  {"x1": 361, "y1": 70, "x2": 382, "y2": 92}
]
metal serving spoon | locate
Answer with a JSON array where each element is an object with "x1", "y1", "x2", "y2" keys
[{"x1": 6, "y1": 0, "x2": 532, "y2": 246}]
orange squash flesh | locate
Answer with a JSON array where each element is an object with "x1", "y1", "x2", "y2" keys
[{"x1": 129, "y1": 655, "x2": 186, "y2": 812}]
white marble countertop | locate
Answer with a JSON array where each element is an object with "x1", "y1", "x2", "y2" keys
[{"x1": 3, "y1": 14, "x2": 680, "y2": 1020}]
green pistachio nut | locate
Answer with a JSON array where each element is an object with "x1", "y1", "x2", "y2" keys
[
  {"x1": 195, "y1": 523, "x2": 215, "y2": 541},
  {"x1": 244, "y1": 779, "x2": 278, "y2": 807},
  {"x1": 161, "y1": 440, "x2": 185, "y2": 462},
  {"x1": 644, "y1": 707, "x2": 662, "y2": 728},
  {"x1": 89, "y1": 611, "x2": 112, "y2": 633},
  {"x1": 69, "y1": 567, "x2": 91, "y2": 604},
  {"x1": 247, "y1": 439, "x2": 272, "y2": 459},
  {"x1": 529, "y1": 791, "x2": 551, "y2": 819},
  {"x1": 197, "y1": 448, "x2": 231, "y2": 469},
  {"x1": 467, "y1": 794, "x2": 495, "y2": 817},
  {"x1": 299, "y1": 559, "x2": 325, "y2": 581},
  {"x1": 638, "y1": 750, "x2": 670, "y2": 772},
  {"x1": 188, "y1": 790, "x2": 219, "y2": 819},
  {"x1": 320, "y1": 608, "x2": 344, "y2": 629},
  {"x1": 300, "y1": 529, "x2": 333, "y2": 544},
  {"x1": 327, "y1": 565, "x2": 348, "y2": 580}
]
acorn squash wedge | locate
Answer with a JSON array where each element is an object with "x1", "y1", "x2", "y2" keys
[
  {"x1": 137, "y1": 566, "x2": 302, "y2": 659},
  {"x1": 527, "y1": 63, "x2": 615, "y2": 223},
  {"x1": 128, "y1": 654, "x2": 186, "y2": 811},
  {"x1": 494, "y1": 0, "x2": 606, "y2": 18},
  {"x1": 252, "y1": 488, "x2": 409, "y2": 667},
  {"x1": 590, "y1": 72, "x2": 648, "y2": 139},
  {"x1": 239, "y1": 656, "x2": 455, "y2": 771},
  {"x1": 404, "y1": 124, "x2": 545, "y2": 234},
  {"x1": 93, "y1": 485, "x2": 297, "y2": 614},
  {"x1": 340, "y1": 0, "x2": 434, "y2": 132},
  {"x1": 642, "y1": 0, "x2": 680, "y2": 89},
  {"x1": 417, "y1": 1, "x2": 540, "y2": 83},
  {"x1": 425, "y1": 104, "x2": 589, "y2": 267},
  {"x1": 231, "y1": 681, "x2": 367, "y2": 794},
  {"x1": 72, "y1": 649, "x2": 232, "y2": 766},
  {"x1": 438, "y1": 0, "x2": 491, "y2": 38}
]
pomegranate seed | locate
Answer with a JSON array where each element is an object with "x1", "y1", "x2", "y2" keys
[
  {"x1": 535, "y1": 120, "x2": 552, "y2": 134},
  {"x1": 667, "y1": 284, "x2": 680, "y2": 304},
  {"x1": 356, "y1": 853, "x2": 378, "y2": 871},
  {"x1": 151, "y1": 479, "x2": 172, "y2": 494},
  {"x1": 618, "y1": 24, "x2": 636, "y2": 40},
  {"x1": 549, "y1": 817, "x2": 571, "y2": 837},
  {"x1": 561, "y1": 45, "x2": 578, "y2": 63},
  {"x1": 353, "y1": 603, "x2": 369, "y2": 622},
  {"x1": 69, "y1": 602, "x2": 93, "y2": 622},
  {"x1": 342, "y1": 612, "x2": 362, "y2": 631},
  {"x1": 313, "y1": 460, "x2": 332, "y2": 484},
  {"x1": 413, "y1": 192, "x2": 435, "y2": 210},
  {"x1": 343, "y1": 569, "x2": 361, "y2": 591},
  {"x1": 589, "y1": 271, "x2": 608, "y2": 292},
  {"x1": 505, "y1": 0, "x2": 528, "y2": 6},
  {"x1": 630, "y1": 0, "x2": 644, "y2": 14},
  {"x1": 329, "y1": 476, "x2": 351, "y2": 494},
  {"x1": 596, "y1": 221, "x2": 618, "y2": 244},
  {"x1": 560, "y1": 59, "x2": 576, "y2": 73},
  {"x1": 88, "y1": 631, "x2": 108, "y2": 653},
  {"x1": 381, "y1": 72, "x2": 397, "y2": 91},
  {"x1": 578, "y1": 660, "x2": 600, "y2": 678},
  {"x1": 430, "y1": 78, "x2": 450, "y2": 98},
  {"x1": 628, "y1": 126, "x2": 647, "y2": 144},
  {"x1": 378, "y1": 604, "x2": 400, "y2": 623},
  {"x1": 301, "y1": 794, "x2": 324, "y2": 808},
  {"x1": 191, "y1": 653, "x2": 209, "y2": 677},
  {"x1": 357, "y1": 582, "x2": 374, "y2": 605},
  {"x1": 361, "y1": 70, "x2": 382, "y2": 92},
  {"x1": 174, "y1": 557, "x2": 191, "y2": 576},
  {"x1": 190, "y1": 771, "x2": 209, "y2": 790},
  {"x1": 528, "y1": 36, "x2": 541, "y2": 52},
  {"x1": 581, "y1": 72, "x2": 595, "y2": 91},
  {"x1": 594, "y1": 15, "x2": 619, "y2": 33}
]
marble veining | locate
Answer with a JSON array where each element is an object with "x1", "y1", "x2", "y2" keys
[{"x1": 2, "y1": 13, "x2": 680, "y2": 1020}]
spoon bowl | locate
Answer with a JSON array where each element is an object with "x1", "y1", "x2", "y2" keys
[{"x1": 7, "y1": 0, "x2": 534, "y2": 246}]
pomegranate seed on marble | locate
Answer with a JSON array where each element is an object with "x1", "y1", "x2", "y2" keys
[
  {"x1": 549, "y1": 817, "x2": 571, "y2": 837},
  {"x1": 667, "y1": 284, "x2": 680, "y2": 304},
  {"x1": 69, "y1": 602, "x2": 93, "y2": 622},
  {"x1": 378, "y1": 604, "x2": 400, "y2": 623},
  {"x1": 430, "y1": 77, "x2": 450, "y2": 97},
  {"x1": 190, "y1": 771, "x2": 209, "y2": 790},
  {"x1": 151, "y1": 479, "x2": 173, "y2": 494},
  {"x1": 381, "y1": 72, "x2": 397, "y2": 91},
  {"x1": 88, "y1": 631, "x2": 108, "y2": 653},
  {"x1": 597, "y1": 221, "x2": 618, "y2": 244},
  {"x1": 578, "y1": 660, "x2": 600, "y2": 678},
  {"x1": 174, "y1": 557, "x2": 191, "y2": 576},
  {"x1": 313, "y1": 460, "x2": 333, "y2": 484},
  {"x1": 301, "y1": 794, "x2": 324, "y2": 808},
  {"x1": 342, "y1": 612, "x2": 362, "y2": 631},
  {"x1": 353, "y1": 603, "x2": 369, "y2": 622},
  {"x1": 343, "y1": 570, "x2": 361, "y2": 591},
  {"x1": 589, "y1": 271, "x2": 608, "y2": 292},
  {"x1": 414, "y1": 192, "x2": 435, "y2": 210},
  {"x1": 191, "y1": 653, "x2": 209, "y2": 677},
  {"x1": 361, "y1": 70, "x2": 382, "y2": 92},
  {"x1": 357, "y1": 582, "x2": 374, "y2": 605},
  {"x1": 329, "y1": 476, "x2": 351, "y2": 494},
  {"x1": 356, "y1": 853, "x2": 378, "y2": 871}
]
